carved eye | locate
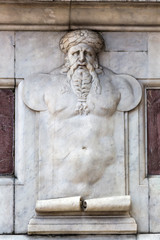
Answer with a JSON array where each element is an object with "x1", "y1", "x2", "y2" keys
[
  {"x1": 72, "y1": 51, "x2": 79, "y2": 56},
  {"x1": 85, "y1": 51, "x2": 92, "y2": 57}
]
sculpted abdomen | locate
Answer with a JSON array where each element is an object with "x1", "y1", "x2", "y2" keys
[
  {"x1": 44, "y1": 77, "x2": 119, "y2": 188},
  {"x1": 60, "y1": 138, "x2": 115, "y2": 185},
  {"x1": 53, "y1": 116, "x2": 115, "y2": 185}
]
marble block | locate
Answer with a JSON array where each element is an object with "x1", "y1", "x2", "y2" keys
[
  {"x1": 0, "y1": 235, "x2": 137, "y2": 240},
  {"x1": 0, "y1": 184, "x2": 13, "y2": 233},
  {"x1": 149, "y1": 178, "x2": 160, "y2": 232},
  {"x1": 28, "y1": 216, "x2": 137, "y2": 235},
  {"x1": 15, "y1": 32, "x2": 65, "y2": 78},
  {"x1": 148, "y1": 33, "x2": 160, "y2": 78},
  {"x1": 29, "y1": 195, "x2": 137, "y2": 234},
  {"x1": 23, "y1": 31, "x2": 142, "y2": 201},
  {"x1": 15, "y1": 104, "x2": 38, "y2": 233},
  {"x1": 99, "y1": 52, "x2": 148, "y2": 79},
  {"x1": 128, "y1": 107, "x2": 149, "y2": 232},
  {"x1": 137, "y1": 234, "x2": 160, "y2": 240},
  {"x1": 16, "y1": 30, "x2": 143, "y2": 234},
  {"x1": 0, "y1": 32, "x2": 14, "y2": 78},
  {"x1": 102, "y1": 32, "x2": 148, "y2": 52}
]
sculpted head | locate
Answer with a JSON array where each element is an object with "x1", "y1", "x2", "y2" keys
[
  {"x1": 67, "y1": 43, "x2": 96, "y2": 68},
  {"x1": 60, "y1": 30, "x2": 104, "y2": 70},
  {"x1": 59, "y1": 30, "x2": 104, "y2": 115},
  {"x1": 60, "y1": 30, "x2": 104, "y2": 54}
]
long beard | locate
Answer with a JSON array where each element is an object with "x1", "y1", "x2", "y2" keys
[
  {"x1": 71, "y1": 67, "x2": 92, "y2": 115},
  {"x1": 61, "y1": 60, "x2": 102, "y2": 115},
  {"x1": 67, "y1": 62, "x2": 101, "y2": 95},
  {"x1": 71, "y1": 68, "x2": 92, "y2": 100}
]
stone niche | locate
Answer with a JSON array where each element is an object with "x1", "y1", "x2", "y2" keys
[
  {"x1": 12, "y1": 30, "x2": 160, "y2": 237},
  {"x1": 1, "y1": 2, "x2": 160, "y2": 238},
  {"x1": 19, "y1": 30, "x2": 142, "y2": 235}
]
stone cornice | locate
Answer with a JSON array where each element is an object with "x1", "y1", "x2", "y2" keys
[{"x1": 0, "y1": 2, "x2": 160, "y2": 31}]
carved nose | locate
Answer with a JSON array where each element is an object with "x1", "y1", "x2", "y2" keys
[{"x1": 79, "y1": 52, "x2": 85, "y2": 62}]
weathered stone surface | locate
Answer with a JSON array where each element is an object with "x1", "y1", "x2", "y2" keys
[
  {"x1": 28, "y1": 216, "x2": 137, "y2": 235},
  {"x1": 0, "y1": 32, "x2": 14, "y2": 77},
  {"x1": 14, "y1": 79, "x2": 39, "y2": 233},
  {"x1": 15, "y1": 32, "x2": 65, "y2": 78},
  {"x1": 99, "y1": 52, "x2": 148, "y2": 78},
  {"x1": 0, "y1": 235, "x2": 156, "y2": 240},
  {"x1": 15, "y1": 106, "x2": 37, "y2": 233},
  {"x1": 20, "y1": 30, "x2": 141, "y2": 234},
  {"x1": 14, "y1": 30, "x2": 160, "y2": 235},
  {"x1": 0, "y1": 235, "x2": 137, "y2": 240},
  {"x1": 70, "y1": 3, "x2": 160, "y2": 31},
  {"x1": 138, "y1": 234, "x2": 160, "y2": 240},
  {"x1": 0, "y1": 2, "x2": 70, "y2": 30},
  {"x1": 0, "y1": 235, "x2": 159, "y2": 240},
  {"x1": 35, "y1": 196, "x2": 131, "y2": 214},
  {"x1": 0, "y1": 3, "x2": 158, "y2": 32},
  {"x1": 16, "y1": 32, "x2": 148, "y2": 80},
  {"x1": 0, "y1": 89, "x2": 14, "y2": 174},
  {"x1": 102, "y1": 32, "x2": 148, "y2": 52},
  {"x1": 15, "y1": 32, "x2": 65, "y2": 233},
  {"x1": 128, "y1": 108, "x2": 149, "y2": 232},
  {"x1": 23, "y1": 30, "x2": 141, "y2": 199},
  {"x1": 35, "y1": 196, "x2": 82, "y2": 213},
  {"x1": 0, "y1": 183, "x2": 13, "y2": 233},
  {"x1": 149, "y1": 178, "x2": 160, "y2": 232},
  {"x1": 148, "y1": 33, "x2": 160, "y2": 78}
]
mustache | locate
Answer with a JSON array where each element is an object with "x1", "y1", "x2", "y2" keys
[
  {"x1": 67, "y1": 61, "x2": 92, "y2": 80},
  {"x1": 66, "y1": 61, "x2": 101, "y2": 95}
]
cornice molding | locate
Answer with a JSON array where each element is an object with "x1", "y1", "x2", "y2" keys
[{"x1": 0, "y1": 2, "x2": 160, "y2": 31}]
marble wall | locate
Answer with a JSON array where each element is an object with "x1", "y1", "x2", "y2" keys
[
  {"x1": 0, "y1": 31, "x2": 160, "y2": 238},
  {"x1": 0, "y1": 234, "x2": 160, "y2": 240}
]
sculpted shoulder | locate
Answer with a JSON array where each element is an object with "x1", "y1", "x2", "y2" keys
[
  {"x1": 23, "y1": 67, "x2": 64, "y2": 111},
  {"x1": 98, "y1": 66, "x2": 118, "y2": 91},
  {"x1": 99, "y1": 66, "x2": 142, "y2": 112},
  {"x1": 49, "y1": 66, "x2": 63, "y2": 78},
  {"x1": 99, "y1": 66, "x2": 121, "y2": 82},
  {"x1": 98, "y1": 66, "x2": 118, "y2": 86},
  {"x1": 49, "y1": 66, "x2": 67, "y2": 89}
]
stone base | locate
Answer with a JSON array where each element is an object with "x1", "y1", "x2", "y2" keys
[{"x1": 28, "y1": 215, "x2": 137, "y2": 235}]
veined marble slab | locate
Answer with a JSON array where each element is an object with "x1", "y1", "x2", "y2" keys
[
  {"x1": 99, "y1": 52, "x2": 148, "y2": 79},
  {"x1": 0, "y1": 234, "x2": 137, "y2": 240},
  {"x1": 28, "y1": 215, "x2": 137, "y2": 235},
  {"x1": 14, "y1": 31, "x2": 153, "y2": 234},
  {"x1": 148, "y1": 33, "x2": 160, "y2": 78},
  {"x1": 1, "y1": 234, "x2": 160, "y2": 240},
  {"x1": 15, "y1": 32, "x2": 65, "y2": 78},
  {"x1": 102, "y1": 32, "x2": 148, "y2": 52},
  {"x1": 0, "y1": 32, "x2": 14, "y2": 78},
  {"x1": 0, "y1": 184, "x2": 13, "y2": 233}
]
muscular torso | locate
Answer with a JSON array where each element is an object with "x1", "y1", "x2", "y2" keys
[{"x1": 43, "y1": 70, "x2": 120, "y2": 196}]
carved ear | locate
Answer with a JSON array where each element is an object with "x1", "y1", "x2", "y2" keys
[
  {"x1": 113, "y1": 74, "x2": 142, "y2": 112},
  {"x1": 22, "y1": 73, "x2": 50, "y2": 111}
]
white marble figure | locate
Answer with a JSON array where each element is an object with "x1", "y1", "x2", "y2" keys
[{"x1": 23, "y1": 30, "x2": 142, "y2": 199}]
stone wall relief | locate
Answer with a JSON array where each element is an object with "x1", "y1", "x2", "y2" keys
[{"x1": 22, "y1": 30, "x2": 142, "y2": 234}]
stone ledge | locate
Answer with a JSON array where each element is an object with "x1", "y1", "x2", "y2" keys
[
  {"x1": 0, "y1": 234, "x2": 160, "y2": 239},
  {"x1": 0, "y1": 2, "x2": 160, "y2": 31},
  {"x1": 28, "y1": 216, "x2": 137, "y2": 235},
  {"x1": 0, "y1": 0, "x2": 160, "y2": 2}
]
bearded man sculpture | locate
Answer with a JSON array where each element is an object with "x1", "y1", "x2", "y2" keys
[{"x1": 24, "y1": 30, "x2": 141, "y2": 234}]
